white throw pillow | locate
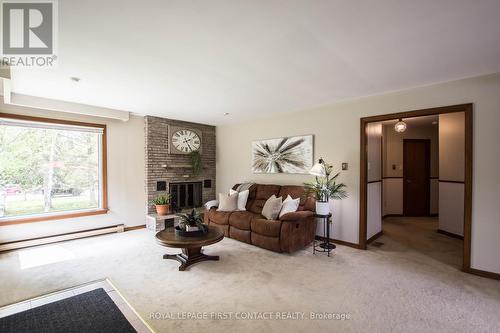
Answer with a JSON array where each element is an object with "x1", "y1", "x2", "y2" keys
[
  {"x1": 279, "y1": 195, "x2": 300, "y2": 218},
  {"x1": 204, "y1": 200, "x2": 219, "y2": 210},
  {"x1": 217, "y1": 192, "x2": 238, "y2": 212},
  {"x1": 261, "y1": 194, "x2": 283, "y2": 220},
  {"x1": 229, "y1": 189, "x2": 250, "y2": 211}
]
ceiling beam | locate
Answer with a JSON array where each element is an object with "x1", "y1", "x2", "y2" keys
[{"x1": 0, "y1": 63, "x2": 130, "y2": 121}]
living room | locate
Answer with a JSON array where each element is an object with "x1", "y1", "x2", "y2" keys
[{"x1": 1, "y1": 1, "x2": 500, "y2": 332}]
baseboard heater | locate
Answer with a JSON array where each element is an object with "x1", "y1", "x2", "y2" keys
[{"x1": 0, "y1": 224, "x2": 125, "y2": 252}]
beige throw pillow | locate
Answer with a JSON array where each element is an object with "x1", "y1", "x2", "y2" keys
[
  {"x1": 261, "y1": 194, "x2": 283, "y2": 220},
  {"x1": 217, "y1": 192, "x2": 238, "y2": 212},
  {"x1": 229, "y1": 189, "x2": 250, "y2": 211},
  {"x1": 279, "y1": 195, "x2": 300, "y2": 218}
]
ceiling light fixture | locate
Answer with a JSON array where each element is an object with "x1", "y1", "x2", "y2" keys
[
  {"x1": 394, "y1": 118, "x2": 407, "y2": 133},
  {"x1": 70, "y1": 77, "x2": 81, "y2": 82},
  {"x1": 224, "y1": 112, "x2": 230, "y2": 116}
]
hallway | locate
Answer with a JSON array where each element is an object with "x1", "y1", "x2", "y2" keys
[{"x1": 375, "y1": 217, "x2": 463, "y2": 269}]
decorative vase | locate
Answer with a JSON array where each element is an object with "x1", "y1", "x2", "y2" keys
[
  {"x1": 315, "y1": 201, "x2": 330, "y2": 215},
  {"x1": 155, "y1": 204, "x2": 170, "y2": 216}
]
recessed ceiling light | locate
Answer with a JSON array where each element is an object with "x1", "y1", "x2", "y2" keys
[{"x1": 70, "y1": 77, "x2": 81, "y2": 82}]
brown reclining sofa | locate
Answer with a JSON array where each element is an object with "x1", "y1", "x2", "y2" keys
[{"x1": 204, "y1": 184, "x2": 316, "y2": 253}]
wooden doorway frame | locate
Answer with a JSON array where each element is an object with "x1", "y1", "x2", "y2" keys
[
  {"x1": 359, "y1": 104, "x2": 473, "y2": 272},
  {"x1": 403, "y1": 139, "x2": 431, "y2": 216}
]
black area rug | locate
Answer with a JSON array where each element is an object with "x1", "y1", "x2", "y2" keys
[{"x1": 0, "y1": 288, "x2": 137, "y2": 333}]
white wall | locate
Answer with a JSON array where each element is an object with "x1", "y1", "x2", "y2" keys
[
  {"x1": 438, "y1": 112, "x2": 465, "y2": 236},
  {"x1": 216, "y1": 73, "x2": 500, "y2": 274},
  {"x1": 383, "y1": 179, "x2": 403, "y2": 215},
  {"x1": 0, "y1": 101, "x2": 145, "y2": 227}
]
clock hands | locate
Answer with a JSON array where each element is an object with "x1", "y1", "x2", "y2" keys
[{"x1": 183, "y1": 138, "x2": 194, "y2": 151}]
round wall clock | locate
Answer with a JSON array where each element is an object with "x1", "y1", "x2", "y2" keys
[{"x1": 171, "y1": 129, "x2": 201, "y2": 153}]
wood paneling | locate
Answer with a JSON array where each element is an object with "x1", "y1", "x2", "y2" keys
[{"x1": 403, "y1": 139, "x2": 430, "y2": 216}]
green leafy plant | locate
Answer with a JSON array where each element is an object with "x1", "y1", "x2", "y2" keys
[
  {"x1": 190, "y1": 151, "x2": 203, "y2": 176},
  {"x1": 304, "y1": 160, "x2": 348, "y2": 202},
  {"x1": 176, "y1": 209, "x2": 207, "y2": 232},
  {"x1": 152, "y1": 193, "x2": 171, "y2": 205}
]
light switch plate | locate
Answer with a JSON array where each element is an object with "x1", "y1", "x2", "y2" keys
[{"x1": 342, "y1": 163, "x2": 348, "y2": 171}]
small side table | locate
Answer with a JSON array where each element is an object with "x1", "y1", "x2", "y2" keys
[{"x1": 313, "y1": 213, "x2": 336, "y2": 257}]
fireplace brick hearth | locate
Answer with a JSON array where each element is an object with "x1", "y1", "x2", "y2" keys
[{"x1": 145, "y1": 116, "x2": 216, "y2": 214}]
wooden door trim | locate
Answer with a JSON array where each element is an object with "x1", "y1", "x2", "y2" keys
[
  {"x1": 403, "y1": 139, "x2": 431, "y2": 216},
  {"x1": 359, "y1": 103, "x2": 473, "y2": 274}
]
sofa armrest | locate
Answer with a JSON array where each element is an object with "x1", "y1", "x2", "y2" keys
[
  {"x1": 279, "y1": 210, "x2": 314, "y2": 222},
  {"x1": 204, "y1": 200, "x2": 219, "y2": 210}
]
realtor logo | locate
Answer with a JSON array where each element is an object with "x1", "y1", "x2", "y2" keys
[{"x1": 1, "y1": 0, "x2": 57, "y2": 67}]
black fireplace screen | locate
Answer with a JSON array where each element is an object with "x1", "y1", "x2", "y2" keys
[{"x1": 169, "y1": 182, "x2": 202, "y2": 211}]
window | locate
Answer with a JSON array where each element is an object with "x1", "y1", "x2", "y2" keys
[{"x1": 0, "y1": 114, "x2": 107, "y2": 223}]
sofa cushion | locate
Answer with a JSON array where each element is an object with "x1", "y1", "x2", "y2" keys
[
  {"x1": 229, "y1": 227, "x2": 251, "y2": 244},
  {"x1": 251, "y1": 218, "x2": 282, "y2": 237},
  {"x1": 251, "y1": 233, "x2": 281, "y2": 252},
  {"x1": 247, "y1": 184, "x2": 281, "y2": 214},
  {"x1": 229, "y1": 211, "x2": 257, "y2": 230},
  {"x1": 207, "y1": 209, "x2": 231, "y2": 225},
  {"x1": 301, "y1": 196, "x2": 316, "y2": 212},
  {"x1": 209, "y1": 223, "x2": 229, "y2": 237}
]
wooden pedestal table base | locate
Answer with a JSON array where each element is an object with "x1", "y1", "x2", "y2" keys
[
  {"x1": 156, "y1": 227, "x2": 224, "y2": 271},
  {"x1": 163, "y1": 247, "x2": 219, "y2": 271}
]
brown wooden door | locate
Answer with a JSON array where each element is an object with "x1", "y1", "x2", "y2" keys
[{"x1": 403, "y1": 139, "x2": 430, "y2": 216}]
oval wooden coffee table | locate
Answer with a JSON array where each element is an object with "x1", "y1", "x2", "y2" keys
[{"x1": 155, "y1": 227, "x2": 224, "y2": 271}]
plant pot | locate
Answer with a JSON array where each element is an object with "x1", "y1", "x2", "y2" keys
[
  {"x1": 174, "y1": 225, "x2": 208, "y2": 237},
  {"x1": 315, "y1": 201, "x2": 330, "y2": 215},
  {"x1": 186, "y1": 225, "x2": 199, "y2": 232},
  {"x1": 155, "y1": 204, "x2": 170, "y2": 216}
]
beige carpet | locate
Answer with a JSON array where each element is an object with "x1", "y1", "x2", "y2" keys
[
  {"x1": 0, "y1": 228, "x2": 499, "y2": 332},
  {"x1": 382, "y1": 216, "x2": 463, "y2": 269}
]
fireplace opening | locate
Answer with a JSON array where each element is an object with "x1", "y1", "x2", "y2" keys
[{"x1": 169, "y1": 182, "x2": 202, "y2": 211}]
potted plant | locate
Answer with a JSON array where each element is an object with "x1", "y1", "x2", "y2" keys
[
  {"x1": 304, "y1": 159, "x2": 348, "y2": 215},
  {"x1": 190, "y1": 151, "x2": 203, "y2": 176},
  {"x1": 152, "y1": 193, "x2": 172, "y2": 216},
  {"x1": 175, "y1": 209, "x2": 208, "y2": 236}
]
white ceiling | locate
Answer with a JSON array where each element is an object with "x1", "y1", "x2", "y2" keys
[{"x1": 10, "y1": 0, "x2": 500, "y2": 125}]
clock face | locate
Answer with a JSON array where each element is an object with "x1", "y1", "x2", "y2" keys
[{"x1": 172, "y1": 130, "x2": 201, "y2": 153}]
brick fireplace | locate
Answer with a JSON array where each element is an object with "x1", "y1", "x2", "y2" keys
[
  {"x1": 168, "y1": 181, "x2": 203, "y2": 211},
  {"x1": 145, "y1": 116, "x2": 216, "y2": 214}
]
